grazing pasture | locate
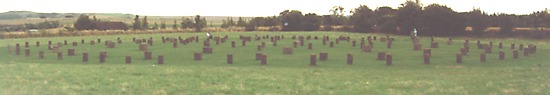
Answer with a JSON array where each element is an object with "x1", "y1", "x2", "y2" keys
[{"x1": 0, "y1": 31, "x2": 548, "y2": 94}]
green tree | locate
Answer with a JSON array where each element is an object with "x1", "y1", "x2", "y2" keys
[
  {"x1": 229, "y1": 18, "x2": 235, "y2": 26},
  {"x1": 25, "y1": 23, "x2": 37, "y2": 29},
  {"x1": 210, "y1": 21, "x2": 213, "y2": 27},
  {"x1": 321, "y1": 15, "x2": 335, "y2": 31},
  {"x1": 396, "y1": 1, "x2": 422, "y2": 35},
  {"x1": 221, "y1": 17, "x2": 236, "y2": 28},
  {"x1": 497, "y1": 14, "x2": 516, "y2": 35},
  {"x1": 74, "y1": 15, "x2": 94, "y2": 30},
  {"x1": 465, "y1": 9, "x2": 489, "y2": 33},
  {"x1": 37, "y1": 21, "x2": 50, "y2": 29},
  {"x1": 350, "y1": 5, "x2": 376, "y2": 32},
  {"x1": 248, "y1": 16, "x2": 279, "y2": 27},
  {"x1": 546, "y1": 9, "x2": 550, "y2": 28},
  {"x1": 50, "y1": 21, "x2": 60, "y2": 28},
  {"x1": 374, "y1": 6, "x2": 398, "y2": 33},
  {"x1": 329, "y1": 6, "x2": 348, "y2": 26},
  {"x1": 133, "y1": 15, "x2": 141, "y2": 30},
  {"x1": 181, "y1": 18, "x2": 194, "y2": 29},
  {"x1": 330, "y1": 6, "x2": 346, "y2": 17},
  {"x1": 265, "y1": 16, "x2": 279, "y2": 26},
  {"x1": 530, "y1": 11, "x2": 548, "y2": 31},
  {"x1": 302, "y1": 13, "x2": 321, "y2": 31},
  {"x1": 142, "y1": 16, "x2": 149, "y2": 30},
  {"x1": 249, "y1": 17, "x2": 264, "y2": 26},
  {"x1": 93, "y1": 16, "x2": 98, "y2": 22},
  {"x1": 221, "y1": 19, "x2": 228, "y2": 28},
  {"x1": 237, "y1": 17, "x2": 247, "y2": 27},
  {"x1": 279, "y1": 10, "x2": 304, "y2": 31},
  {"x1": 200, "y1": 17, "x2": 207, "y2": 28},
  {"x1": 152, "y1": 22, "x2": 159, "y2": 30},
  {"x1": 172, "y1": 20, "x2": 178, "y2": 30},
  {"x1": 194, "y1": 15, "x2": 203, "y2": 32},
  {"x1": 91, "y1": 15, "x2": 98, "y2": 29},
  {"x1": 245, "y1": 22, "x2": 256, "y2": 31},
  {"x1": 160, "y1": 21, "x2": 166, "y2": 30},
  {"x1": 419, "y1": 4, "x2": 466, "y2": 36}
]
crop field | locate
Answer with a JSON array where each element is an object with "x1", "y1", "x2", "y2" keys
[{"x1": 0, "y1": 31, "x2": 548, "y2": 94}]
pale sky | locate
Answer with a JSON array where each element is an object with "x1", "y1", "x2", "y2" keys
[{"x1": 0, "y1": 0, "x2": 548, "y2": 16}]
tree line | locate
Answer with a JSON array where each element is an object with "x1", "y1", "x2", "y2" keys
[
  {"x1": 74, "y1": 0, "x2": 549, "y2": 37},
  {"x1": 74, "y1": 14, "x2": 208, "y2": 32},
  {"x1": 224, "y1": 1, "x2": 549, "y2": 37},
  {"x1": 0, "y1": 20, "x2": 60, "y2": 32},
  {"x1": 131, "y1": 15, "x2": 207, "y2": 32}
]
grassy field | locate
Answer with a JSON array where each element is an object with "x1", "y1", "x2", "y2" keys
[{"x1": 0, "y1": 31, "x2": 548, "y2": 94}]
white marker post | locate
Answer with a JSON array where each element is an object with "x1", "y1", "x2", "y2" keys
[{"x1": 413, "y1": 28, "x2": 418, "y2": 37}]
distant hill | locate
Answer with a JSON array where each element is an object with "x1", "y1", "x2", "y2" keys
[
  {"x1": 0, "y1": 11, "x2": 72, "y2": 20},
  {"x1": 0, "y1": 11, "x2": 132, "y2": 20},
  {"x1": 0, "y1": 11, "x2": 256, "y2": 26},
  {"x1": 0, "y1": 11, "x2": 39, "y2": 20},
  {"x1": 1, "y1": 11, "x2": 257, "y2": 20}
]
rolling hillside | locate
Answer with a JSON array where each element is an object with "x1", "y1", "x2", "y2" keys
[{"x1": 0, "y1": 11, "x2": 255, "y2": 27}]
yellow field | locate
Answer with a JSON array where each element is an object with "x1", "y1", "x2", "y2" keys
[{"x1": 465, "y1": 27, "x2": 550, "y2": 32}]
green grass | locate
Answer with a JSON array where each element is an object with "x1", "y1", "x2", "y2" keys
[{"x1": 0, "y1": 31, "x2": 549, "y2": 94}]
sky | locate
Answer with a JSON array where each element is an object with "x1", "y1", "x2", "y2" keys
[{"x1": 0, "y1": 0, "x2": 548, "y2": 16}]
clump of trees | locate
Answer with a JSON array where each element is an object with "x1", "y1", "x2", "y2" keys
[
  {"x1": 74, "y1": 15, "x2": 129, "y2": 31},
  {"x1": 221, "y1": 17, "x2": 236, "y2": 28},
  {"x1": 230, "y1": 16, "x2": 279, "y2": 31},
  {"x1": 279, "y1": 10, "x2": 304, "y2": 31},
  {"x1": 373, "y1": 6, "x2": 398, "y2": 33},
  {"x1": 275, "y1": 10, "x2": 322, "y2": 31},
  {"x1": 160, "y1": 15, "x2": 207, "y2": 31},
  {"x1": 132, "y1": 15, "x2": 141, "y2": 30},
  {"x1": 129, "y1": 15, "x2": 208, "y2": 31},
  {"x1": 302, "y1": 13, "x2": 321, "y2": 31},
  {"x1": 395, "y1": 1, "x2": 422, "y2": 35},
  {"x1": 74, "y1": 15, "x2": 96, "y2": 30},
  {"x1": 350, "y1": 5, "x2": 376, "y2": 32},
  {"x1": 32, "y1": 21, "x2": 61, "y2": 30},
  {"x1": 417, "y1": 4, "x2": 466, "y2": 36},
  {"x1": 181, "y1": 18, "x2": 194, "y2": 29}
]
